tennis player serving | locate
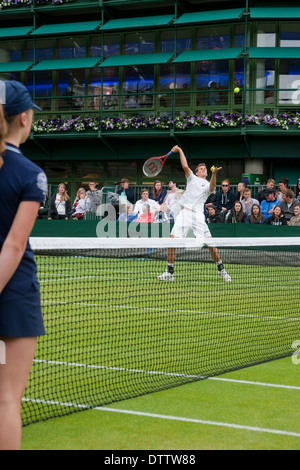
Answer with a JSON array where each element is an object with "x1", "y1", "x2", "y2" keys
[{"x1": 157, "y1": 145, "x2": 231, "y2": 282}]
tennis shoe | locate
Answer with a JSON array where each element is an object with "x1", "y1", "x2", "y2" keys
[
  {"x1": 218, "y1": 269, "x2": 231, "y2": 282},
  {"x1": 157, "y1": 270, "x2": 174, "y2": 282}
]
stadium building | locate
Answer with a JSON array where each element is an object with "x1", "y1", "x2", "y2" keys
[{"x1": 1, "y1": 0, "x2": 300, "y2": 200}]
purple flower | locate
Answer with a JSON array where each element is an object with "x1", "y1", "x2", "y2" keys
[
  {"x1": 0, "y1": 0, "x2": 72, "y2": 6},
  {"x1": 31, "y1": 112, "x2": 300, "y2": 133}
]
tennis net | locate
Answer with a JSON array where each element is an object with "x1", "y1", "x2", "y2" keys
[{"x1": 21, "y1": 236, "x2": 300, "y2": 426}]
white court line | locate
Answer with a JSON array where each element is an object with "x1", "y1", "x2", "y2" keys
[
  {"x1": 33, "y1": 359, "x2": 300, "y2": 391},
  {"x1": 38, "y1": 274, "x2": 300, "y2": 289},
  {"x1": 96, "y1": 407, "x2": 300, "y2": 438},
  {"x1": 209, "y1": 376, "x2": 300, "y2": 390},
  {"x1": 26, "y1": 362, "x2": 300, "y2": 437},
  {"x1": 21, "y1": 397, "x2": 300, "y2": 438},
  {"x1": 40, "y1": 300, "x2": 300, "y2": 322}
]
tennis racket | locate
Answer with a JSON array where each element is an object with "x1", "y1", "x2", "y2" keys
[{"x1": 142, "y1": 151, "x2": 174, "y2": 177}]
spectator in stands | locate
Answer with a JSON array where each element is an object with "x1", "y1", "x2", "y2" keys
[
  {"x1": 204, "y1": 192, "x2": 217, "y2": 219},
  {"x1": 137, "y1": 204, "x2": 154, "y2": 223},
  {"x1": 125, "y1": 95, "x2": 139, "y2": 108},
  {"x1": 235, "y1": 181, "x2": 247, "y2": 201},
  {"x1": 48, "y1": 183, "x2": 72, "y2": 220},
  {"x1": 86, "y1": 180, "x2": 102, "y2": 214},
  {"x1": 134, "y1": 189, "x2": 160, "y2": 215},
  {"x1": 164, "y1": 180, "x2": 184, "y2": 208},
  {"x1": 164, "y1": 180, "x2": 184, "y2": 219},
  {"x1": 117, "y1": 178, "x2": 135, "y2": 205},
  {"x1": 256, "y1": 178, "x2": 275, "y2": 203},
  {"x1": 225, "y1": 200, "x2": 246, "y2": 223},
  {"x1": 206, "y1": 204, "x2": 224, "y2": 224},
  {"x1": 72, "y1": 188, "x2": 91, "y2": 219},
  {"x1": 276, "y1": 177, "x2": 289, "y2": 202},
  {"x1": 215, "y1": 179, "x2": 236, "y2": 217},
  {"x1": 267, "y1": 205, "x2": 287, "y2": 225},
  {"x1": 38, "y1": 194, "x2": 50, "y2": 219},
  {"x1": 260, "y1": 189, "x2": 280, "y2": 219},
  {"x1": 280, "y1": 189, "x2": 297, "y2": 222},
  {"x1": 150, "y1": 180, "x2": 166, "y2": 205},
  {"x1": 153, "y1": 202, "x2": 174, "y2": 223},
  {"x1": 206, "y1": 81, "x2": 220, "y2": 106},
  {"x1": 241, "y1": 188, "x2": 259, "y2": 216},
  {"x1": 245, "y1": 203, "x2": 267, "y2": 224},
  {"x1": 117, "y1": 203, "x2": 138, "y2": 222},
  {"x1": 288, "y1": 202, "x2": 300, "y2": 226},
  {"x1": 296, "y1": 178, "x2": 300, "y2": 202}
]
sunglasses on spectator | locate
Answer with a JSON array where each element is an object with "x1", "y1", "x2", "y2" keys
[{"x1": 222, "y1": 184, "x2": 229, "y2": 187}]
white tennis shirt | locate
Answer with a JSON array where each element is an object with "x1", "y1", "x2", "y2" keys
[{"x1": 179, "y1": 172, "x2": 212, "y2": 212}]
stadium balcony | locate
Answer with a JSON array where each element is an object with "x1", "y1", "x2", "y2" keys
[{"x1": 1, "y1": 0, "x2": 300, "y2": 195}]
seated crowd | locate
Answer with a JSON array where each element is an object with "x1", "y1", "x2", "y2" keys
[
  {"x1": 43, "y1": 176, "x2": 300, "y2": 227},
  {"x1": 205, "y1": 177, "x2": 300, "y2": 227},
  {"x1": 46, "y1": 179, "x2": 101, "y2": 220},
  {"x1": 117, "y1": 181, "x2": 179, "y2": 224}
]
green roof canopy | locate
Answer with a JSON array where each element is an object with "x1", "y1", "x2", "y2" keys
[
  {"x1": 100, "y1": 52, "x2": 174, "y2": 67},
  {"x1": 0, "y1": 26, "x2": 33, "y2": 39},
  {"x1": 174, "y1": 48, "x2": 243, "y2": 63},
  {"x1": 31, "y1": 57, "x2": 102, "y2": 71},
  {"x1": 100, "y1": 14, "x2": 174, "y2": 31},
  {"x1": 175, "y1": 8, "x2": 245, "y2": 25},
  {"x1": 249, "y1": 47, "x2": 300, "y2": 59},
  {"x1": 0, "y1": 61, "x2": 33, "y2": 73},
  {"x1": 250, "y1": 8, "x2": 300, "y2": 19},
  {"x1": 31, "y1": 21, "x2": 102, "y2": 37}
]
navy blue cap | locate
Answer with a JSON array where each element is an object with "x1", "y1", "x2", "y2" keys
[{"x1": 2, "y1": 80, "x2": 42, "y2": 116}]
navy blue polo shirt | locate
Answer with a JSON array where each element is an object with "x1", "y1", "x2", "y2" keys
[{"x1": 0, "y1": 143, "x2": 47, "y2": 295}]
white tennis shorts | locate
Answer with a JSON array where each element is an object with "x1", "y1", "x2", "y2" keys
[{"x1": 171, "y1": 207, "x2": 211, "y2": 238}]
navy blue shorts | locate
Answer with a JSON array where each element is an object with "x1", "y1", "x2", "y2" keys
[{"x1": 0, "y1": 282, "x2": 45, "y2": 337}]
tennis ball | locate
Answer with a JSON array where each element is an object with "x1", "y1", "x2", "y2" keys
[
  {"x1": 234, "y1": 87, "x2": 240, "y2": 94},
  {"x1": 210, "y1": 166, "x2": 216, "y2": 172}
]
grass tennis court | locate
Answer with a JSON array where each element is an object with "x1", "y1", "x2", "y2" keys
[
  {"x1": 21, "y1": 242, "x2": 300, "y2": 447},
  {"x1": 21, "y1": 356, "x2": 300, "y2": 450}
]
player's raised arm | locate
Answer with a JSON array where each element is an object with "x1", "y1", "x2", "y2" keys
[
  {"x1": 209, "y1": 165, "x2": 222, "y2": 193},
  {"x1": 171, "y1": 145, "x2": 191, "y2": 178}
]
